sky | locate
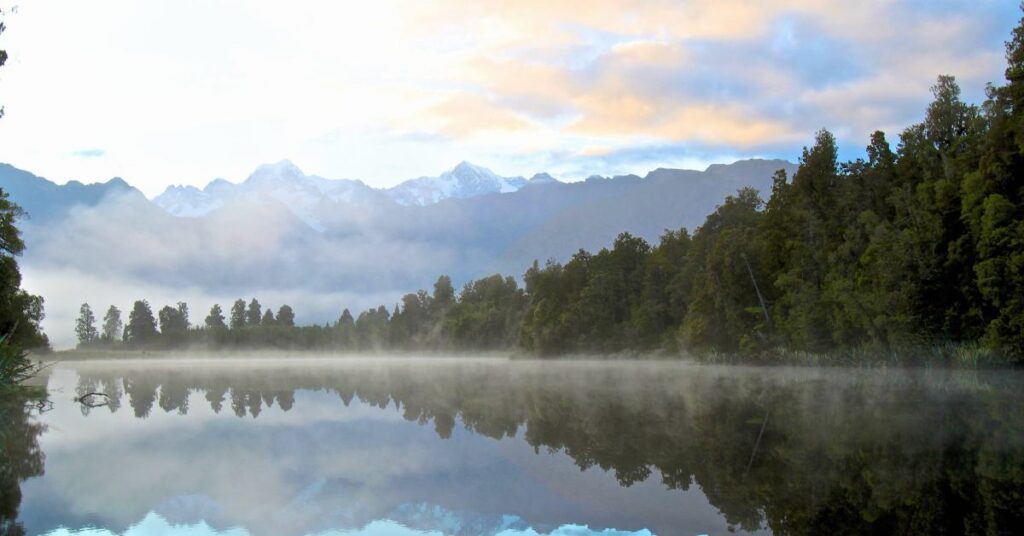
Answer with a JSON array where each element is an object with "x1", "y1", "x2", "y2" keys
[{"x1": 0, "y1": 0, "x2": 1018, "y2": 197}]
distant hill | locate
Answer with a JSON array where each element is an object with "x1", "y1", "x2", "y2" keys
[{"x1": 0, "y1": 163, "x2": 148, "y2": 223}]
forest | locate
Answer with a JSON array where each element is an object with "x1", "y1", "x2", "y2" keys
[{"x1": 5, "y1": 10, "x2": 1024, "y2": 365}]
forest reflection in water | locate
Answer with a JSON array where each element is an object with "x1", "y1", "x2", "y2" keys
[{"x1": 4, "y1": 357, "x2": 1024, "y2": 536}]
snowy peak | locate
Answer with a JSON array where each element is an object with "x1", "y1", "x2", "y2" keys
[
  {"x1": 152, "y1": 160, "x2": 385, "y2": 227},
  {"x1": 153, "y1": 184, "x2": 222, "y2": 217},
  {"x1": 385, "y1": 161, "x2": 529, "y2": 206},
  {"x1": 244, "y1": 159, "x2": 305, "y2": 186}
]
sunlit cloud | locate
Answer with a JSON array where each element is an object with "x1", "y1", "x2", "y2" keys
[{"x1": 0, "y1": 0, "x2": 1016, "y2": 194}]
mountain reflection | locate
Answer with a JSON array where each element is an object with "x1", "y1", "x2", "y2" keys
[{"x1": 46, "y1": 360, "x2": 1024, "y2": 535}]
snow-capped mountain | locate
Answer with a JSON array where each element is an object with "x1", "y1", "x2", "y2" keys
[
  {"x1": 153, "y1": 160, "x2": 543, "y2": 224},
  {"x1": 153, "y1": 184, "x2": 223, "y2": 217},
  {"x1": 153, "y1": 160, "x2": 388, "y2": 230},
  {"x1": 385, "y1": 161, "x2": 529, "y2": 206}
]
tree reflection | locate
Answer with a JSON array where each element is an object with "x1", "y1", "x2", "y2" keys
[
  {"x1": 67, "y1": 364, "x2": 1024, "y2": 535},
  {"x1": 0, "y1": 393, "x2": 46, "y2": 536}
]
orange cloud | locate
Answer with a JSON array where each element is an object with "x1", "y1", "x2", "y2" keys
[
  {"x1": 570, "y1": 96, "x2": 798, "y2": 147},
  {"x1": 404, "y1": 93, "x2": 535, "y2": 139}
]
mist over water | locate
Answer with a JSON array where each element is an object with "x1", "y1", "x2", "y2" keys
[{"x1": 5, "y1": 357, "x2": 1023, "y2": 535}]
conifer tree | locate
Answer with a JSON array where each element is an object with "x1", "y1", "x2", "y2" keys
[{"x1": 75, "y1": 303, "x2": 98, "y2": 346}]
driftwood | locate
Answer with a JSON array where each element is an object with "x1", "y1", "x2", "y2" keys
[{"x1": 75, "y1": 392, "x2": 110, "y2": 408}]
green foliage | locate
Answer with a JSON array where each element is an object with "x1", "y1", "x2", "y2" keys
[
  {"x1": 245, "y1": 298, "x2": 262, "y2": 327},
  {"x1": 74, "y1": 303, "x2": 98, "y2": 346},
  {"x1": 229, "y1": 299, "x2": 246, "y2": 329},
  {"x1": 124, "y1": 300, "x2": 158, "y2": 347},
  {"x1": 204, "y1": 304, "x2": 225, "y2": 329},
  {"x1": 0, "y1": 334, "x2": 42, "y2": 388},
  {"x1": 445, "y1": 274, "x2": 526, "y2": 350},
  {"x1": 101, "y1": 305, "x2": 122, "y2": 342},
  {"x1": 157, "y1": 303, "x2": 189, "y2": 347},
  {"x1": 261, "y1": 308, "x2": 276, "y2": 326},
  {"x1": 276, "y1": 305, "x2": 295, "y2": 327},
  {"x1": 0, "y1": 189, "x2": 48, "y2": 349}
]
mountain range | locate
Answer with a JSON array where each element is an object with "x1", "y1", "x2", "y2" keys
[
  {"x1": 0, "y1": 158, "x2": 798, "y2": 347},
  {"x1": 151, "y1": 161, "x2": 558, "y2": 225}
]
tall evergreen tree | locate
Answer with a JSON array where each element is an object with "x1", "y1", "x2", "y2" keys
[
  {"x1": 176, "y1": 302, "x2": 190, "y2": 330},
  {"x1": 124, "y1": 300, "x2": 158, "y2": 346},
  {"x1": 261, "y1": 309, "x2": 276, "y2": 326},
  {"x1": 246, "y1": 298, "x2": 262, "y2": 326},
  {"x1": 158, "y1": 304, "x2": 188, "y2": 345},
  {"x1": 74, "y1": 303, "x2": 98, "y2": 346},
  {"x1": 229, "y1": 299, "x2": 246, "y2": 329},
  {"x1": 205, "y1": 304, "x2": 226, "y2": 329},
  {"x1": 101, "y1": 305, "x2": 122, "y2": 342},
  {"x1": 276, "y1": 305, "x2": 295, "y2": 327}
]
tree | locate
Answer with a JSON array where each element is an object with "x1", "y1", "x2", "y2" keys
[
  {"x1": 680, "y1": 188, "x2": 767, "y2": 352},
  {"x1": 261, "y1": 309, "x2": 275, "y2": 326},
  {"x1": 102, "y1": 305, "x2": 122, "y2": 342},
  {"x1": 205, "y1": 304, "x2": 226, "y2": 329},
  {"x1": 246, "y1": 298, "x2": 262, "y2": 326},
  {"x1": 445, "y1": 274, "x2": 526, "y2": 350},
  {"x1": 337, "y1": 308, "x2": 355, "y2": 348},
  {"x1": 229, "y1": 299, "x2": 246, "y2": 329},
  {"x1": 276, "y1": 305, "x2": 295, "y2": 327},
  {"x1": 74, "y1": 303, "x2": 98, "y2": 346},
  {"x1": 960, "y1": 10, "x2": 1024, "y2": 356},
  {"x1": 176, "y1": 302, "x2": 190, "y2": 330},
  {"x1": 0, "y1": 189, "x2": 47, "y2": 348},
  {"x1": 432, "y1": 276, "x2": 455, "y2": 317},
  {"x1": 124, "y1": 300, "x2": 158, "y2": 346},
  {"x1": 158, "y1": 304, "x2": 188, "y2": 344}
]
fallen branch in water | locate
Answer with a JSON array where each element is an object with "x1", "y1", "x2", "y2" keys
[{"x1": 75, "y1": 392, "x2": 110, "y2": 408}]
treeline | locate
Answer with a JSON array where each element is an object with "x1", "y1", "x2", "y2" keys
[{"x1": 73, "y1": 274, "x2": 526, "y2": 351}]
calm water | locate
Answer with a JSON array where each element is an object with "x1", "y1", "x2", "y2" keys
[{"x1": 2, "y1": 357, "x2": 1024, "y2": 536}]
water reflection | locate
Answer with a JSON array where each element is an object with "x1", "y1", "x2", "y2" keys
[
  {"x1": 11, "y1": 359, "x2": 1024, "y2": 535},
  {"x1": 0, "y1": 392, "x2": 47, "y2": 536}
]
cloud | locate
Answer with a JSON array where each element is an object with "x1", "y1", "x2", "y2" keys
[
  {"x1": 0, "y1": 1, "x2": 1016, "y2": 193},
  {"x1": 71, "y1": 148, "x2": 106, "y2": 158},
  {"x1": 406, "y1": 93, "x2": 537, "y2": 139}
]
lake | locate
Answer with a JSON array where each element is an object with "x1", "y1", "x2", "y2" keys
[{"x1": 3, "y1": 357, "x2": 1023, "y2": 535}]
